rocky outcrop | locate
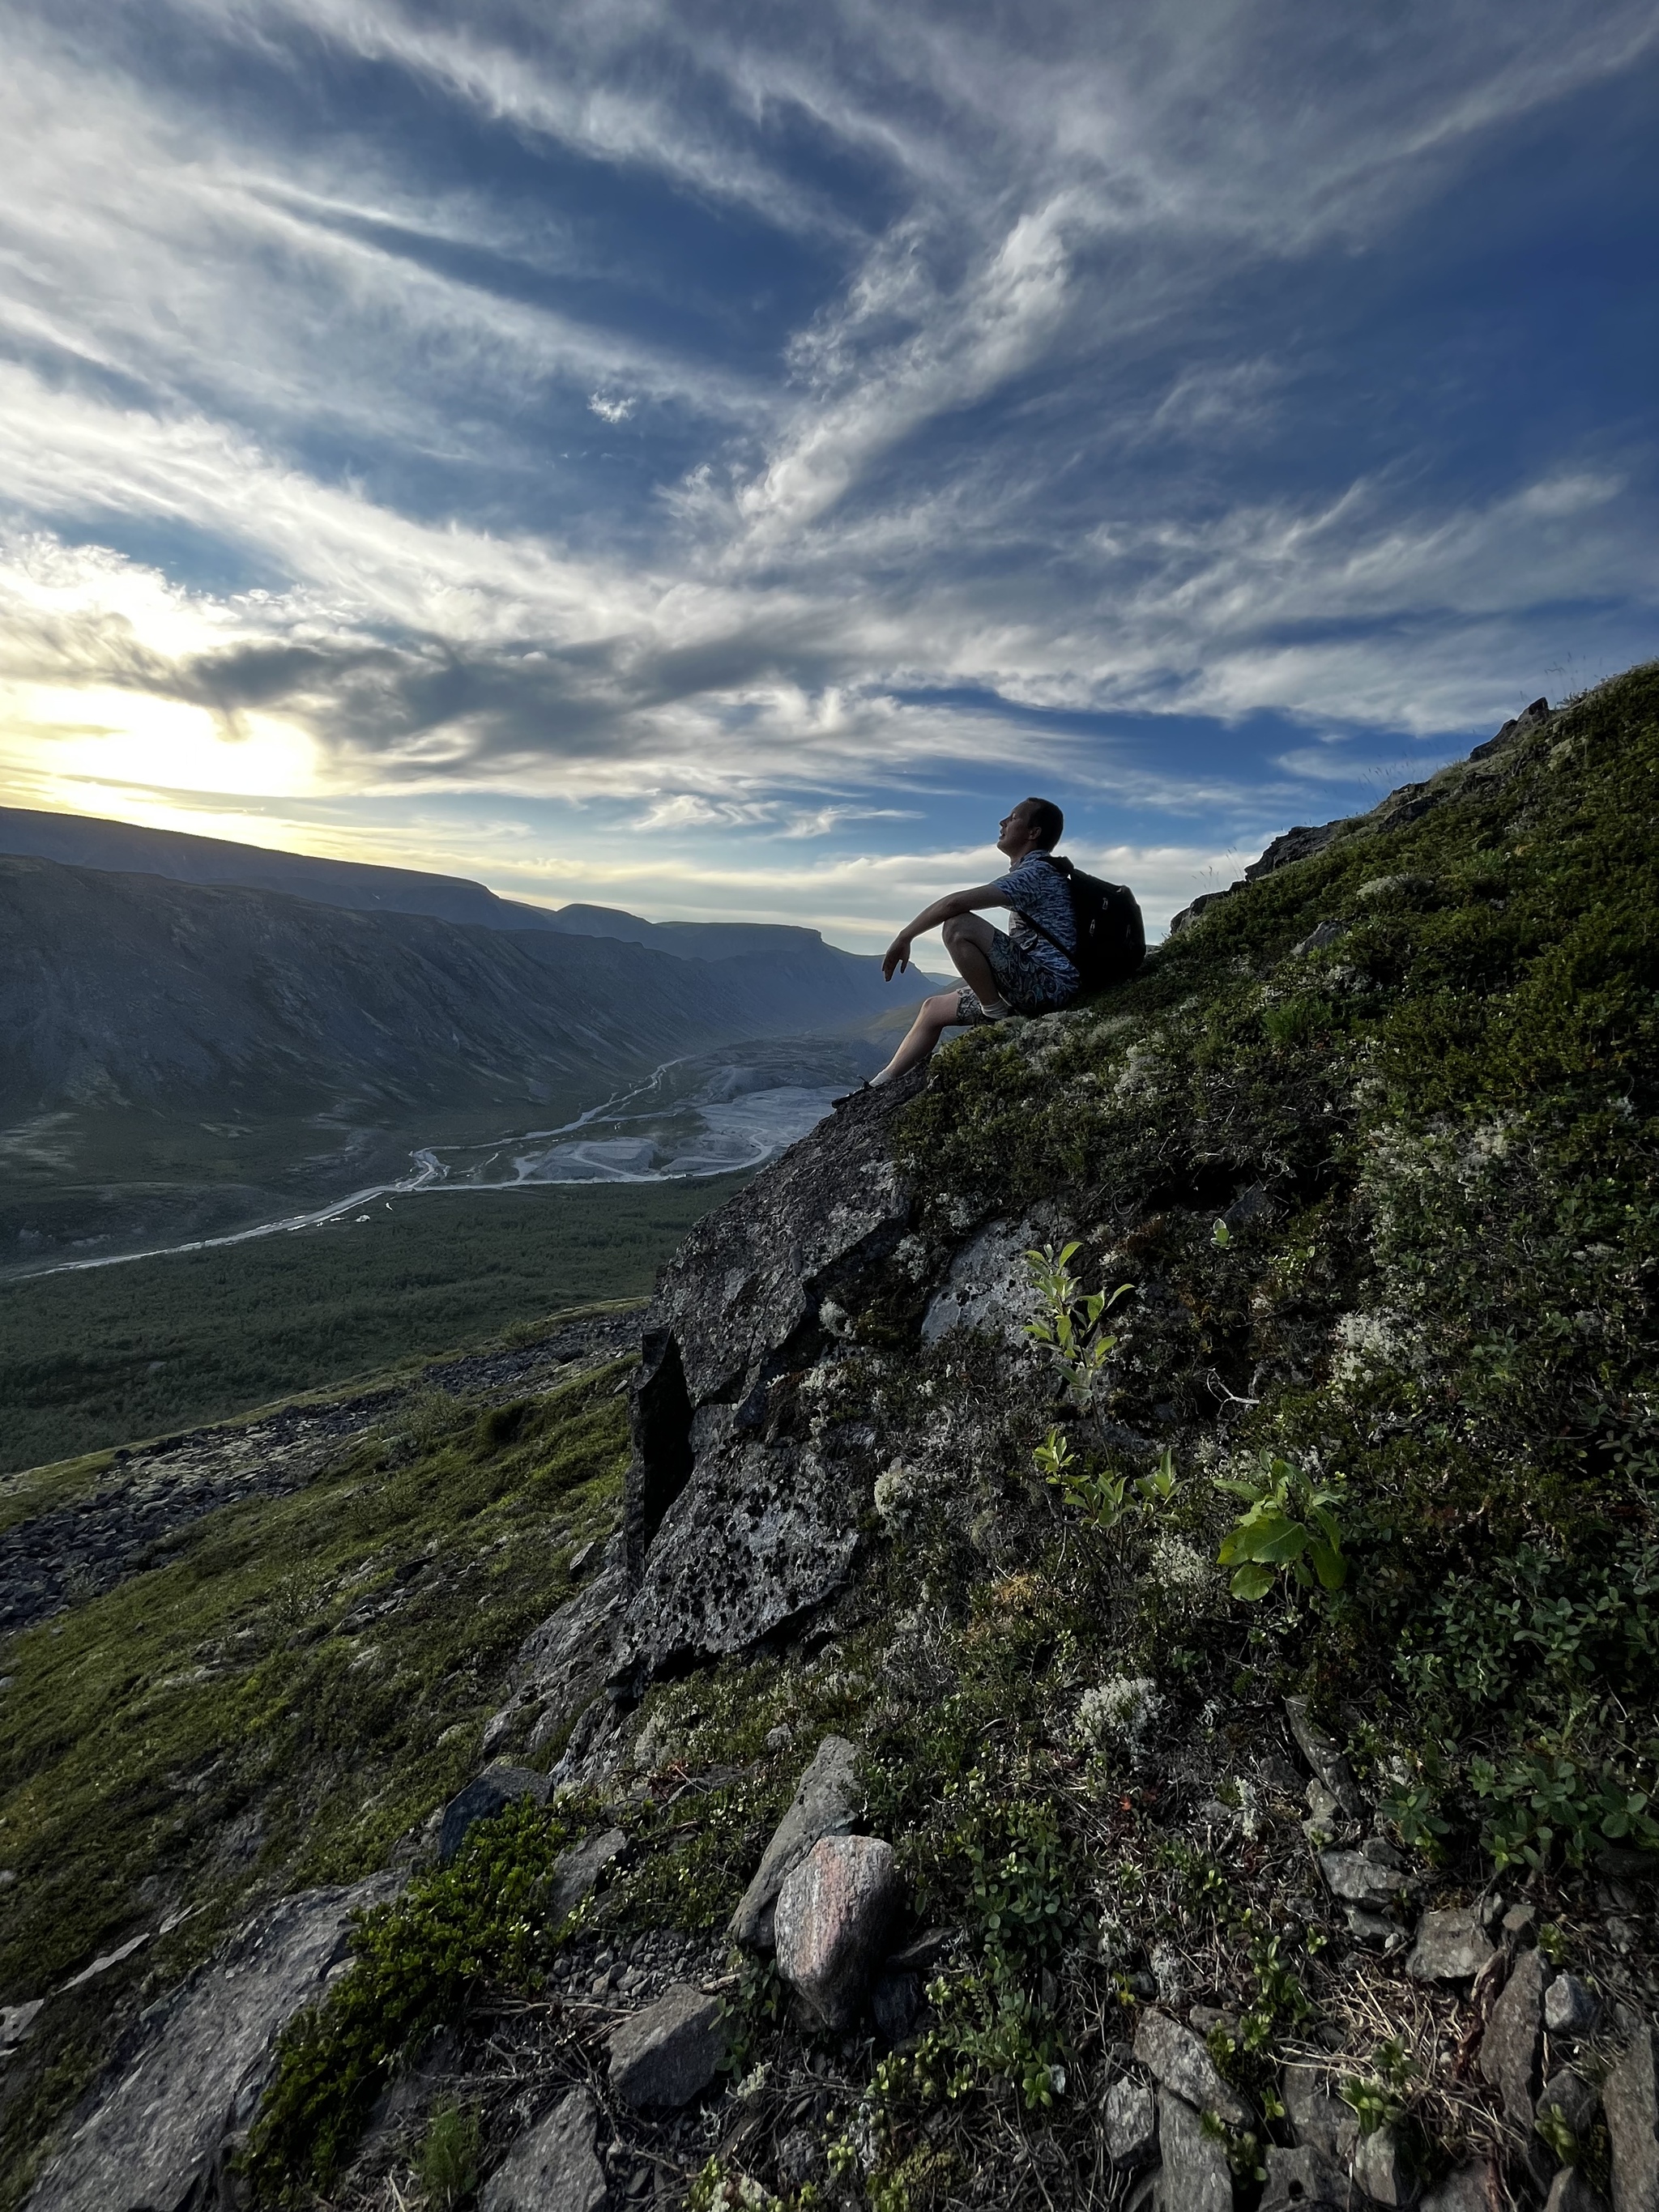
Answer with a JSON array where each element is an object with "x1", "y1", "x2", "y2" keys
[
  {"x1": 26, "y1": 1876, "x2": 399, "y2": 2212},
  {"x1": 613, "y1": 1074, "x2": 925, "y2": 1686},
  {"x1": 1166, "y1": 697, "x2": 1552, "y2": 936}
]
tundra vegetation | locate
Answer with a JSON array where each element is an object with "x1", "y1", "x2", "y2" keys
[
  {"x1": 2, "y1": 665, "x2": 1657, "y2": 2211},
  {"x1": 0, "y1": 1177, "x2": 745, "y2": 1475}
]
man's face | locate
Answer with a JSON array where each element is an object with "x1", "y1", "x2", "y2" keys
[{"x1": 997, "y1": 802, "x2": 1034, "y2": 858}]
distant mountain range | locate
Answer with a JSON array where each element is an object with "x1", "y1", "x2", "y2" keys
[
  {"x1": 0, "y1": 850, "x2": 909, "y2": 1121},
  {"x1": 0, "y1": 808, "x2": 949, "y2": 1268},
  {"x1": 0, "y1": 806, "x2": 888, "y2": 972}
]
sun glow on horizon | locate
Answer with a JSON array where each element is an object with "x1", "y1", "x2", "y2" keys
[{"x1": 1, "y1": 686, "x2": 321, "y2": 806}]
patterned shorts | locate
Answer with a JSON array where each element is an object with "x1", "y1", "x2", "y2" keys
[{"x1": 954, "y1": 927, "x2": 1079, "y2": 1022}]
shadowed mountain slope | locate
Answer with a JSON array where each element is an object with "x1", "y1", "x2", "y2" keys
[
  {"x1": 0, "y1": 806, "x2": 898, "y2": 987},
  {"x1": 0, "y1": 858, "x2": 899, "y2": 1120}
]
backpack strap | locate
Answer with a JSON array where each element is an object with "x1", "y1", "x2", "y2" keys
[{"x1": 1009, "y1": 855, "x2": 1079, "y2": 967}]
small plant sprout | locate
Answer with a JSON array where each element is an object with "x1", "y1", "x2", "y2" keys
[
  {"x1": 1040, "y1": 1436, "x2": 1181, "y2": 1534},
  {"x1": 1341, "y1": 2038, "x2": 1414, "y2": 2136},
  {"x1": 1212, "y1": 1217, "x2": 1232, "y2": 1250},
  {"x1": 417, "y1": 2099, "x2": 480, "y2": 2210},
  {"x1": 1023, "y1": 1242, "x2": 1133, "y2": 1410},
  {"x1": 1213, "y1": 1452, "x2": 1348, "y2": 1600}
]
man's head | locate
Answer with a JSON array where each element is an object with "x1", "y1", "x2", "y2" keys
[{"x1": 998, "y1": 795, "x2": 1064, "y2": 860}]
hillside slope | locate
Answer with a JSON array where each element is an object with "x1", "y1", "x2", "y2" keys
[
  {"x1": 10, "y1": 665, "x2": 1658, "y2": 2212},
  {"x1": 0, "y1": 804, "x2": 540, "y2": 931}
]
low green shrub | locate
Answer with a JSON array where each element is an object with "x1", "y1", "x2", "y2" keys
[{"x1": 244, "y1": 1796, "x2": 592, "y2": 2196}]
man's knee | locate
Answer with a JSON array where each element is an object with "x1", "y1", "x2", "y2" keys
[{"x1": 941, "y1": 912, "x2": 981, "y2": 950}]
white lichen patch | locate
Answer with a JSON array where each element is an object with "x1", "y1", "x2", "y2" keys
[{"x1": 1076, "y1": 1673, "x2": 1162, "y2": 1754}]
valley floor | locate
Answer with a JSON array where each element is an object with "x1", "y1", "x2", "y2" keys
[{"x1": 0, "y1": 1177, "x2": 747, "y2": 1476}]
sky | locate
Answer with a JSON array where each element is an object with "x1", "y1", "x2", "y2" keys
[{"x1": 0, "y1": 1, "x2": 1655, "y2": 950}]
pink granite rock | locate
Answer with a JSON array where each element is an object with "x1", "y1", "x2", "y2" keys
[{"x1": 774, "y1": 1834, "x2": 900, "y2": 2029}]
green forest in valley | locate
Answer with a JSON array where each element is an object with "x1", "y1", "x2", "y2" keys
[{"x1": 0, "y1": 1178, "x2": 744, "y2": 1475}]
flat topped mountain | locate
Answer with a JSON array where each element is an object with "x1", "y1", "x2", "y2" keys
[{"x1": 0, "y1": 805, "x2": 889, "y2": 979}]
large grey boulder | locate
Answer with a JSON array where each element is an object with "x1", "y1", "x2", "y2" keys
[
  {"x1": 1479, "y1": 1946, "x2": 1548, "y2": 2129},
  {"x1": 27, "y1": 1876, "x2": 399, "y2": 2212},
  {"x1": 1154, "y1": 2087, "x2": 1233, "y2": 2212},
  {"x1": 1132, "y1": 2010, "x2": 1252, "y2": 2129},
  {"x1": 616, "y1": 1077, "x2": 923, "y2": 1682},
  {"x1": 729, "y1": 1736, "x2": 859, "y2": 1949},
  {"x1": 774, "y1": 1835, "x2": 902, "y2": 2031},
  {"x1": 1605, "y1": 2027, "x2": 1659, "y2": 2212},
  {"x1": 620, "y1": 1438, "x2": 865, "y2": 1673},
  {"x1": 608, "y1": 1984, "x2": 728, "y2": 2111}
]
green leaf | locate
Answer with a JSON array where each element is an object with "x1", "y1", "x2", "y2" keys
[
  {"x1": 1230, "y1": 1562, "x2": 1276, "y2": 1600},
  {"x1": 1228, "y1": 1516, "x2": 1308, "y2": 1566},
  {"x1": 1309, "y1": 1541, "x2": 1348, "y2": 1592},
  {"x1": 1213, "y1": 1477, "x2": 1265, "y2": 1503}
]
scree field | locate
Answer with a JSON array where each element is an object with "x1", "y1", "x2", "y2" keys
[{"x1": 0, "y1": 1178, "x2": 747, "y2": 1475}]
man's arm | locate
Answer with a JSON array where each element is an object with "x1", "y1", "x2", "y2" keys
[{"x1": 881, "y1": 881, "x2": 1009, "y2": 980}]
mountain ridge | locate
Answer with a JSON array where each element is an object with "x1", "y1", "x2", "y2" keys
[
  {"x1": 0, "y1": 855, "x2": 908, "y2": 1121},
  {"x1": 0, "y1": 804, "x2": 881, "y2": 974}
]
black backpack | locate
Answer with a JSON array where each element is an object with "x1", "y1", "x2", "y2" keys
[{"x1": 1021, "y1": 855, "x2": 1145, "y2": 991}]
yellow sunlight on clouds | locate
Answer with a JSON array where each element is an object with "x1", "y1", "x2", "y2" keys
[{"x1": 0, "y1": 684, "x2": 320, "y2": 818}]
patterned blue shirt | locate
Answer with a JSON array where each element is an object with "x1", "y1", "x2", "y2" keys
[{"x1": 992, "y1": 851, "x2": 1079, "y2": 984}]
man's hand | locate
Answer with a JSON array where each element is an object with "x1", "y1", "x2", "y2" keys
[{"x1": 881, "y1": 934, "x2": 912, "y2": 982}]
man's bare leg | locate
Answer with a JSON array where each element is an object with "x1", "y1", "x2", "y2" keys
[
  {"x1": 940, "y1": 911, "x2": 1010, "y2": 1013},
  {"x1": 870, "y1": 990, "x2": 967, "y2": 1085},
  {"x1": 864, "y1": 916, "x2": 1014, "y2": 1089}
]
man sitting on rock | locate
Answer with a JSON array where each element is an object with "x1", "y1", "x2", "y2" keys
[{"x1": 852, "y1": 795, "x2": 1082, "y2": 1094}]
